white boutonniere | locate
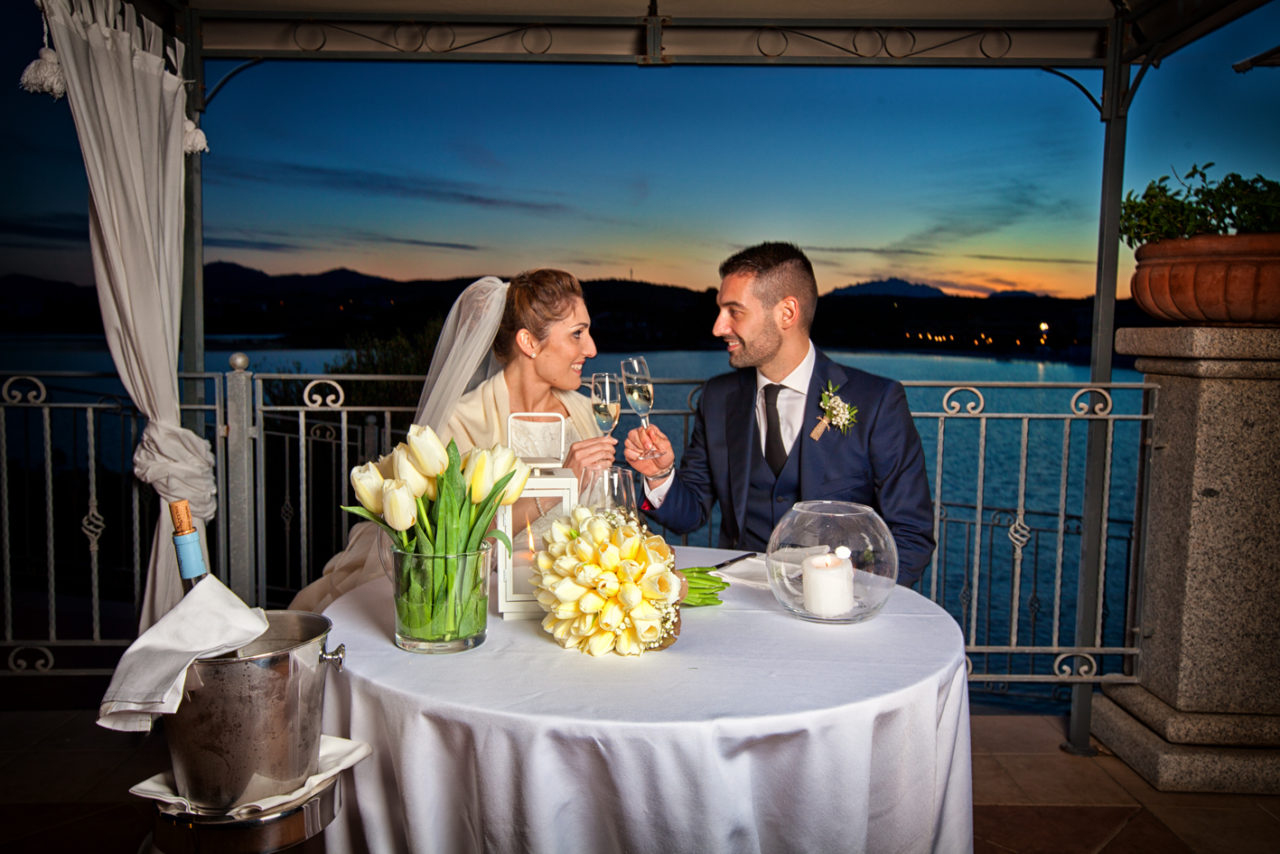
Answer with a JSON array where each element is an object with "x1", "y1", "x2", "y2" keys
[{"x1": 810, "y1": 381, "x2": 857, "y2": 440}]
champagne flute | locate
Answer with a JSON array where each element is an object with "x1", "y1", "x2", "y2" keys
[
  {"x1": 621, "y1": 356, "x2": 661, "y2": 460},
  {"x1": 590, "y1": 373, "x2": 622, "y2": 437}
]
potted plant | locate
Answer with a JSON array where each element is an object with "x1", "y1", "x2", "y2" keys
[{"x1": 1119, "y1": 163, "x2": 1280, "y2": 324}]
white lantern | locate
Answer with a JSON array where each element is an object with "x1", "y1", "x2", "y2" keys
[{"x1": 496, "y1": 467, "x2": 579, "y2": 619}]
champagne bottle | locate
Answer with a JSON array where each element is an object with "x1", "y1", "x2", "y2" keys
[{"x1": 169, "y1": 499, "x2": 208, "y2": 594}]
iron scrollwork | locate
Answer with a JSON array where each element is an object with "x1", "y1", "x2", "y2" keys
[
  {"x1": 8, "y1": 646, "x2": 54, "y2": 673},
  {"x1": 2, "y1": 376, "x2": 48, "y2": 404},
  {"x1": 303, "y1": 379, "x2": 346, "y2": 409},
  {"x1": 1054, "y1": 652, "x2": 1098, "y2": 678},
  {"x1": 1069, "y1": 387, "x2": 1114, "y2": 416},
  {"x1": 942, "y1": 386, "x2": 985, "y2": 415}
]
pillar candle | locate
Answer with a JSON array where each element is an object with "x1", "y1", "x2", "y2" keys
[{"x1": 802, "y1": 546, "x2": 855, "y2": 618}]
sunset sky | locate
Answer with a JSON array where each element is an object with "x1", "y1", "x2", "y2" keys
[{"x1": 2, "y1": 3, "x2": 1278, "y2": 299}]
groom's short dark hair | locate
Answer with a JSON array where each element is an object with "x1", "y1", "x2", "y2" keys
[{"x1": 719, "y1": 242, "x2": 818, "y2": 331}]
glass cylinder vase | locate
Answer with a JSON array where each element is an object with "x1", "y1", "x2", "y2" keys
[{"x1": 387, "y1": 541, "x2": 494, "y2": 653}]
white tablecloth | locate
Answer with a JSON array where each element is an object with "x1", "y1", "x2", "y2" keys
[{"x1": 320, "y1": 547, "x2": 973, "y2": 854}]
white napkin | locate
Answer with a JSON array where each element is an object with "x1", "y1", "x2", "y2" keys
[
  {"x1": 130, "y1": 735, "x2": 373, "y2": 817},
  {"x1": 98, "y1": 575, "x2": 269, "y2": 732},
  {"x1": 713, "y1": 556, "x2": 771, "y2": 590}
]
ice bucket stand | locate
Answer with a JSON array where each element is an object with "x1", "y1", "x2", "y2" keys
[{"x1": 148, "y1": 775, "x2": 340, "y2": 854}]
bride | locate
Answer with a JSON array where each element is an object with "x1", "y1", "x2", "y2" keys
[{"x1": 290, "y1": 269, "x2": 617, "y2": 612}]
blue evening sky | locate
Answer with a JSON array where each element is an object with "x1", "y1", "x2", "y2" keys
[{"x1": 2, "y1": 2, "x2": 1277, "y2": 298}]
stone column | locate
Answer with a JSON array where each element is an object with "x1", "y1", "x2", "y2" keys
[{"x1": 1092, "y1": 327, "x2": 1280, "y2": 793}]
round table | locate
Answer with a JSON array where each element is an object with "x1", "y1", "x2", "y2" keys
[{"x1": 320, "y1": 547, "x2": 973, "y2": 854}]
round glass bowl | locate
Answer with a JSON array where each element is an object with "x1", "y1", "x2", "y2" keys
[{"x1": 765, "y1": 500, "x2": 899, "y2": 623}]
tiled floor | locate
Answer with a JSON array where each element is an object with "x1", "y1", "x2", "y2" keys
[
  {"x1": 1, "y1": 706, "x2": 1278, "y2": 852},
  {"x1": 970, "y1": 713, "x2": 1280, "y2": 853}
]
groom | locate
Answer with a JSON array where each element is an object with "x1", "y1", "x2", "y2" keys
[{"x1": 624, "y1": 242, "x2": 935, "y2": 587}]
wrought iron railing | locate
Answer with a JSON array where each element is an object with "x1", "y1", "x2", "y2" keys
[{"x1": 1, "y1": 361, "x2": 1154, "y2": 700}]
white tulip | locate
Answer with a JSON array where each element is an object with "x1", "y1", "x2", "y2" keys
[
  {"x1": 500, "y1": 460, "x2": 531, "y2": 506},
  {"x1": 573, "y1": 613, "x2": 598, "y2": 636},
  {"x1": 644, "y1": 535, "x2": 672, "y2": 561},
  {"x1": 617, "y1": 559, "x2": 644, "y2": 583},
  {"x1": 618, "y1": 581, "x2": 643, "y2": 609},
  {"x1": 553, "y1": 600, "x2": 581, "y2": 620},
  {"x1": 570, "y1": 538, "x2": 596, "y2": 564},
  {"x1": 405, "y1": 424, "x2": 448, "y2": 477},
  {"x1": 392, "y1": 444, "x2": 430, "y2": 498},
  {"x1": 617, "y1": 533, "x2": 642, "y2": 561},
  {"x1": 552, "y1": 618, "x2": 577, "y2": 643},
  {"x1": 464, "y1": 448, "x2": 494, "y2": 504},
  {"x1": 553, "y1": 577, "x2": 589, "y2": 603},
  {"x1": 571, "y1": 505, "x2": 593, "y2": 527},
  {"x1": 629, "y1": 601, "x2": 661, "y2": 623},
  {"x1": 593, "y1": 571, "x2": 620, "y2": 598},
  {"x1": 633, "y1": 619, "x2": 662, "y2": 644},
  {"x1": 549, "y1": 519, "x2": 574, "y2": 544},
  {"x1": 597, "y1": 600, "x2": 624, "y2": 633},
  {"x1": 350, "y1": 462, "x2": 384, "y2": 515},
  {"x1": 489, "y1": 445, "x2": 517, "y2": 480},
  {"x1": 578, "y1": 590, "x2": 607, "y2": 614},
  {"x1": 597, "y1": 542, "x2": 621, "y2": 571},
  {"x1": 615, "y1": 627, "x2": 642, "y2": 656},
  {"x1": 583, "y1": 516, "x2": 612, "y2": 546},
  {"x1": 640, "y1": 571, "x2": 679, "y2": 602},
  {"x1": 641, "y1": 545, "x2": 669, "y2": 571},
  {"x1": 585, "y1": 630, "x2": 616, "y2": 657},
  {"x1": 381, "y1": 479, "x2": 417, "y2": 531}
]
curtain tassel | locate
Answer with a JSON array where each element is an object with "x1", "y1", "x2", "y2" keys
[
  {"x1": 183, "y1": 118, "x2": 209, "y2": 154},
  {"x1": 20, "y1": 45, "x2": 66, "y2": 99}
]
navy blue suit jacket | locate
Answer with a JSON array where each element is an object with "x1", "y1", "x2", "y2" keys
[{"x1": 645, "y1": 349, "x2": 936, "y2": 587}]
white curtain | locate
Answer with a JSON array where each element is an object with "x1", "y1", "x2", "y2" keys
[{"x1": 45, "y1": 0, "x2": 217, "y2": 630}]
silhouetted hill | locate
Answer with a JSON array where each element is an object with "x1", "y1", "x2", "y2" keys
[
  {"x1": 0, "y1": 273, "x2": 104, "y2": 334},
  {"x1": 2, "y1": 265, "x2": 1172, "y2": 362},
  {"x1": 200, "y1": 263, "x2": 718, "y2": 349},
  {"x1": 829, "y1": 278, "x2": 946, "y2": 299}
]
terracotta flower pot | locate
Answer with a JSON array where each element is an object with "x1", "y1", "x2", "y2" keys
[{"x1": 1130, "y1": 233, "x2": 1280, "y2": 325}]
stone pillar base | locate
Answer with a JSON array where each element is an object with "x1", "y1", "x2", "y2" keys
[
  {"x1": 1093, "y1": 327, "x2": 1280, "y2": 794},
  {"x1": 1093, "y1": 686, "x2": 1280, "y2": 793}
]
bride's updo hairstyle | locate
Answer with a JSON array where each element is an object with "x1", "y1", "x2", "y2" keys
[{"x1": 493, "y1": 268, "x2": 585, "y2": 364}]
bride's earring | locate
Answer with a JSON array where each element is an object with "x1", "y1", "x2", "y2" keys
[{"x1": 521, "y1": 331, "x2": 539, "y2": 359}]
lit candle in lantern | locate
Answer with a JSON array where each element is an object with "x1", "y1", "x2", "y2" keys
[
  {"x1": 512, "y1": 524, "x2": 538, "y2": 595},
  {"x1": 801, "y1": 545, "x2": 855, "y2": 618}
]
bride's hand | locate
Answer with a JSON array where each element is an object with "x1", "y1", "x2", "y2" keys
[{"x1": 563, "y1": 435, "x2": 618, "y2": 481}]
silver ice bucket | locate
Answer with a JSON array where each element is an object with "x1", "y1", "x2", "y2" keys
[{"x1": 165, "y1": 610, "x2": 345, "y2": 813}]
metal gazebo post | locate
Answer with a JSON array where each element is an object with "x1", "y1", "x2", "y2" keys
[{"x1": 1066, "y1": 15, "x2": 1132, "y2": 755}]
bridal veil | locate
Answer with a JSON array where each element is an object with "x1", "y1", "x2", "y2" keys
[{"x1": 415, "y1": 276, "x2": 509, "y2": 431}]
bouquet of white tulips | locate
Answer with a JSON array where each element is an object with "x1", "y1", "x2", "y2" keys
[
  {"x1": 342, "y1": 424, "x2": 532, "y2": 647},
  {"x1": 532, "y1": 505, "x2": 684, "y2": 656}
]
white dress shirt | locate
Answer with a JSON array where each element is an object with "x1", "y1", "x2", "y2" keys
[{"x1": 645, "y1": 342, "x2": 816, "y2": 507}]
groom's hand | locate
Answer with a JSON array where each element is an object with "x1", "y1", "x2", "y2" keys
[{"x1": 624, "y1": 425, "x2": 675, "y2": 483}]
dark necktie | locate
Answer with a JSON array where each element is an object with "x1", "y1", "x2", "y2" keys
[{"x1": 763, "y1": 383, "x2": 787, "y2": 476}]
